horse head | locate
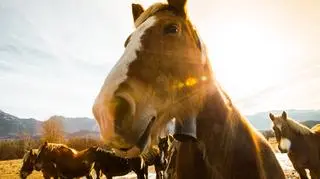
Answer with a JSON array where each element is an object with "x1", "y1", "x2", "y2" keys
[
  {"x1": 269, "y1": 111, "x2": 312, "y2": 153},
  {"x1": 20, "y1": 149, "x2": 37, "y2": 179},
  {"x1": 93, "y1": 0, "x2": 212, "y2": 158},
  {"x1": 34, "y1": 141, "x2": 49, "y2": 171}
]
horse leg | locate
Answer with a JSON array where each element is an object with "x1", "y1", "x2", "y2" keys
[
  {"x1": 292, "y1": 165, "x2": 308, "y2": 179},
  {"x1": 309, "y1": 168, "x2": 320, "y2": 179},
  {"x1": 106, "y1": 174, "x2": 113, "y2": 179},
  {"x1": 155, "y1": 165, "x2": 162, "y2": 179},
  {"x1": 85, "y1": 174, "x2": 93, "y2": 179},
  {"x1": 42, "y1": 172, "x2": 50, "y2": 179},
  {"x1": 94, "y1": 167, "x2": 100, "y2": 179},
  {"x1": 144, "y1": 165, "x2": 149, "y2": 179}
]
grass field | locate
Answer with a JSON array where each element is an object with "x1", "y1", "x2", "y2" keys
[
  {"x1": 0, "y1": 159, "x2": 155, "y2": 179},
  {"x1": 0, "y1": 159, "x2": 42, "y2": 179},
  {"x1": 0, "y1": 138, "x2": 304, "y2": 179}
]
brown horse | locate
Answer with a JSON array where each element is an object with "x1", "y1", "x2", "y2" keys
[
  {"x1": 164, "y1": 138, "x2": 179, "y2": 179},
  {"x1": 270, "y1": 111, "x2": 320, "y2": 179},
  {"x1": 142, "y1": 135, "x2": 174, "y2": 179},
  {"x1": 86, "y1": 146, "x2": 146, "y2": 179},
  {"x1": 20, "y1": 149, "x2": 59, "y2": 179},
  {"x1": 92, "y1": 0, "x2": 285, "y2": 178},
  {"x1": 34, "y1": 142, "x2": 94, "y2": 179}
]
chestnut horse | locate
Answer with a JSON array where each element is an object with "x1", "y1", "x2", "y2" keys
[
  {"x1": 34, "y1": 142, "x2": 94, "y2": 179},
  {"x1": 270, "y1": 111, "x2": 320, "y2": 179},
  {"x1": 92, "y1": 0, "x2": 285, "y2": 178}
]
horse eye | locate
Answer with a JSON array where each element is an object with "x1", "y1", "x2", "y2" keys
[{"x1": 164, "y1": 24, "x2": 179, "y2": 34}]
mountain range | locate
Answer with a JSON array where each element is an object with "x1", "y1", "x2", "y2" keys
[
  {"x1": 0, "y1": 110, "x2": 99, "y2": 139},
  {"x1": 247, "y1": 109, "x2": 320, "y2": 130},
  {"x1": 0, "y1": 109, "x2": 320, "y2": 138}
]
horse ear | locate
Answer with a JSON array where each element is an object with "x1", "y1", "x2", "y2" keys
[
  {"x1": 132, "y1": 3, "x2": 144, "y2": 22},
  {"x1": 269, "y1": 113, "x2": 275, "y2": 121},
  {"x1": 282, "y1": 111, "x2": 287, "y2": 120},
  {"x1": 168, "y1": 0, "x2": 187, "y2": 13},
  {"x1": 29, "y1": 149, "x2": 33, "y2": 154}
]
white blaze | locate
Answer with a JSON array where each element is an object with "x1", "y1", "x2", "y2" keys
[
  {"x1": 276, "y1": 124, "x2": 282, "y2": 131},
  {"x1": 279, "y1": 138, "x2": 291, "y2": 151},
  {"x1": 93, "y1": 16, "x2": 157, "y2": 117}
]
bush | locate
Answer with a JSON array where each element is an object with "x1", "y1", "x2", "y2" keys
[
  {"x1": 66, "y1": 137, "x2": 104, "y2": 151},
  {"x1": 0, "y1": 139, "x2": 40, "y2": 160},
  {"x1": 0, "y1": 137, "x2": 104, "y2": 161}
]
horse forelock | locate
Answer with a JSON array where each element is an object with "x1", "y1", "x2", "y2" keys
[
  {"x1": 134, "y1": 3, "x2": 168, "y2": 28},
  {"x1": 23, "y1": 151, "x2": 31, "y2": 163}
]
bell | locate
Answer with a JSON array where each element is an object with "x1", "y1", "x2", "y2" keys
[{"x1": 174, "y1": 115, "x2": 197, "y2": 142}]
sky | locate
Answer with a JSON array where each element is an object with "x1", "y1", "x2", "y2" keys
[{"x1": 0, "y1": 0, "x2": 319, "y2": 120}]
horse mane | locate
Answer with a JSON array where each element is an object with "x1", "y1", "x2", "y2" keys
[
  {"x1": 45, "y1": 143, "x2": 78, "y2": 155},
  {"x1": 311, "y1": 124, "x2": 320, "y2": 134},
  {"x1": 95, "y1": 147, "x2": 115, "y2": 155},
  {"x1": 286, "y1": 118, "x2": 312, "y2": 135},
  {"x1": 134, "y1": 3, "x2": 168, "y2": 27},
  {"x1": 23, "y1": 149, "x2": 38, "y2": 163},
  {"x1": 22, "y1": 151, "x2": 31, "y2": 162},
  {"x1": 141, "y1": 145, "x2": 160, "y2": 164}
]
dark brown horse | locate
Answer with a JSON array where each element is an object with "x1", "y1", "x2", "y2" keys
[
  {"x1": 270, "y1": 111, "x2": 320, "y2": 179},
  {"x1": 92, "y1": 0, "x2": 286, "y2": 178},
  {"x1": 164, "y1": 139, "x2": 179, "y2": 179},
  {"x1": 34, "y1": 142, "x2": 94, "y2": 179},
  {"x1": 20, "y1": 149, "x2": 59, "y2": 179},
  {"x1": 142, "y1": 135, "x2": 173, "y2": 179},
  {"x1": 86, "y1": 146, "x2": 146, "y2": 179}
]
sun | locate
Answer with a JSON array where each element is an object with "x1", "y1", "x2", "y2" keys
[{"x1": 198, "y1": 21, "x2": 301, "y2": 106}]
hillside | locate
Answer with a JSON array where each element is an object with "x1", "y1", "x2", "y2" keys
[
  {"x1": 0, "y1": 110, "x2": 41, "y2": 137},
  {"x1": 1, "y1": 109, "x2": 320, "y2": 138},
  {"x1": 247, "y1": 109, "x2": 320, "y2": 130},
  {"x1": 0, "y1": 110, "x2": 98, "y2": 138}
]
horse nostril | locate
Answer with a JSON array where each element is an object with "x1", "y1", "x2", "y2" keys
[{"x1": 112, "y1": 96, "x2": 133, "y2": 131}]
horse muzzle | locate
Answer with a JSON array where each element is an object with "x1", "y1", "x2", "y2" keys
[
  {"x1": 34, "y1": 163, "x2": 42, "y2": 171},
  {"x1": 93, "y1": 93, "x2": 156, "y2": 157}
]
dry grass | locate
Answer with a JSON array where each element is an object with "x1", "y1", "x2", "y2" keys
[
  {"x1": 0, "y1": 138, "x2": 303, "y2": 179},
  {"x1": 0, "y1": 159, "x2": 156, "y2": 179},
  {"x1": 0, "y1": 159, "x2": 43, "y2": 179}
]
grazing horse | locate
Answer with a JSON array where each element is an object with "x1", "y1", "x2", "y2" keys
[
  {"x1": 92, "y1": 0, "x2": 286, "y2": 178},
  {"x1": 34, "y1": 142, "x2": 94, "y2": 179},
  {"x1": 158, "y1": 135, "x2": 175, "y2": 165},
  {"x1": 270, "y1": 111, "x2": 320, "y2": 179},
  {"x1": 20, "y1": 149, "x2": 59, "y2": 179},
  {"x1": 164, "y1": 139, "x2": 179, "y2": 179},
  {"x1": 142, "y1": 135, "x2": 173, "y2": 179},
  {"x1": 86, "y1": 147, "x2": 146, "y2": 179}
]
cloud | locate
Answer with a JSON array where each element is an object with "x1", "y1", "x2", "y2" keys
[{"x1": 0, "y1": 0, "x2": 320, "y2": 120}]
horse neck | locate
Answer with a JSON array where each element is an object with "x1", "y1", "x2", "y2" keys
[
  {"x1": 196, "y1": 83, "x2": 246, "y2": 159},
  {"x1": 197, "y1": 83, "x2": 233, "y2": 136}
]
